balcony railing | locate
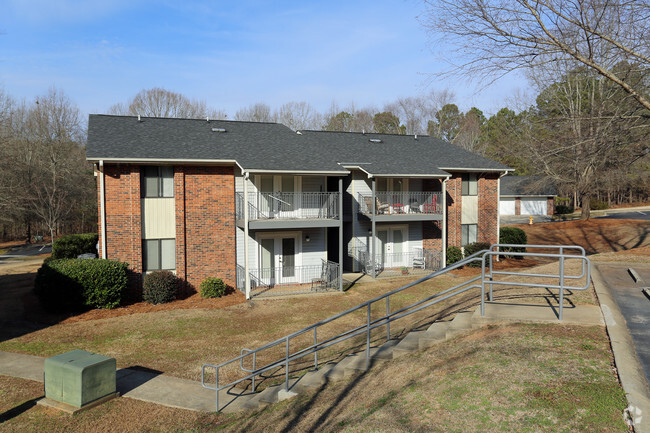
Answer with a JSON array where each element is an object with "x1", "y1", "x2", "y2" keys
[
  {"x1": 236, "y1": 192, "x2": 339, "y2": 220},
  {"x1": 357, "y1": 192, "x2": 442, "y2": 217},
  {"x1": 236, "y1": 261, "x2": 340, "y2": 298},
  {"x1": 352, "y1": 248, "x2": 442, "y2": 277}
]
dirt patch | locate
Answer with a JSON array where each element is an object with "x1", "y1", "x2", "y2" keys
[
  {"x1": 60, "y1": 291, "x2": 247, "y2": 324},
  {"x1": 509, "y1": 218, "x2": 650, "y2": 254}
]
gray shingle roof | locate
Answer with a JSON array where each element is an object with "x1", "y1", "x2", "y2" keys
[
  {"x1": 500, "y1": 175, "x2": 557, "y2": 196},
  {"x1": 87, "y1": 115, "x2": 510, "y2": 176}
]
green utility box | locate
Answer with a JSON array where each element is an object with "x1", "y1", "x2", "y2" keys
[{"x1": 44, "y1": 349, "x2": 116, "y2": 408}]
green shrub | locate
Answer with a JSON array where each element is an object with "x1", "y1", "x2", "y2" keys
[
  {"x1": 447, "y1": 246, "x2": 463, "y2": 266},
  {"x1": 34, "y1": 259, "x2": 128, "y2": 311},
  {"x1": 499, "y1": 227, "x2": 527, "y2": 258},
  {"x1": 52, "y1": 233, "x2": 99, "y2": 259},
  {"x1": 463, "y1": 242, "x2": 491, "y2": 267},
  {"x1": 589, "y1": 199, "x2": 609, "y2": 210},
  {"x1": 555, "y1": 204, "x2": 574, "y2": 214},
  {"x1": 200, "y1": 277, "x2": 227, "y2": 298},
  {"x1": 143, "y1": 270, "x2": 178, "y2": 304}
]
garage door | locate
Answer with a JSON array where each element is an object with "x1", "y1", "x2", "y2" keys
[
  {"x1": 500, "y1": 198, "x2": 516, "y2": 215},
  {"x1": 521, "y1": 198, "x2": 546, "y2": 215}
]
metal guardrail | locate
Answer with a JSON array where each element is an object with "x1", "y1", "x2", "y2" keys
[
  {"x1": 236, "y1": 192, "x2": 339, "y2": 220},
  {"x1": 236, "y1": 261, "x2": 341, "y2": 297},
  {"x1": 358, "y1": 192, "x2": 442, "y2": 216},
  {"x1": 203, "y1": 244, "x2": 590, "y2": 412}
]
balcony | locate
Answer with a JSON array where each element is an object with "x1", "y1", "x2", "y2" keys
[
  {"x1": 350, "y1": 248, "x2": 442, "y2": 278},
  {"x1": 236, "y1": 261, "x2": 341, "y2": 298},
  {"x1": 236, "y1": 192, "x2": 340, "y2": 229},
  {"x1": 357, "y1": 192, "x2": 442, "y2": 221}
]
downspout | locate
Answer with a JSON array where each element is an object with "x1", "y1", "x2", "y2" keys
[
  {"x1": 371, "y1": 176, "x2": 376, "y2": 278},
  {"x1": 99, "y1": 161, "x2": 107, "y2": 259},
  {"x1": 244, "y1": 172, "x2": 251, "y2": 300},
  {"x1": 441, "y1": 176, "x2": 449, "y2": 268},
  {"x1": 338, "y1": 177, "x2": 343, "y2": 291}
]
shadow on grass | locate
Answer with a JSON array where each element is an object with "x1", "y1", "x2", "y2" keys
[{"x1": 0, "y1": 396, "x2": 41, "y2": 424}]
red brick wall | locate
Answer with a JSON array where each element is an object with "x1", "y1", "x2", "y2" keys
[
  {"x1": 547, "y1": 197, "x2": 555, "y2": 215},
  {"x1": 101, "y1": 164, "x2": 142, "y2": 271},
  {"x1": 175, "y1": 166, "x2": 236, "y2": 290},
  {"x1": 515, "y1": 198, "x2": 521, "y2": 215},
  {"x1": 446, "y1": 175, "x2": 462, "y2": 247},
  {"x1": 477, "y1": 174, "x2": 499, "y2": 245}
]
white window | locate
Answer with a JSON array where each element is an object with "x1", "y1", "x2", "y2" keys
[
  {"x1": 143, "y1": 239, "x2": 176, "y2": 271},
  {"x1": 461, "y1": 224, "x2": 477, "y2": 246},
  {"x1": 142, "y1": 166, "x2": 174, "y2": 198},
  {"x1": 462, "y1": 173, "x2": 478, "y2": 196}
]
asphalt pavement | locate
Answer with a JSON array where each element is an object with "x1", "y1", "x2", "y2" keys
[
  {"x1": 596, "y1": 210, "x2": 650, "y2": 220},
  {"x1": 0, "y1": 243, "x2": 51, "y2": 262}
]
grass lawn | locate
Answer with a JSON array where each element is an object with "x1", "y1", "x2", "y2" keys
[
  {"x1": 1, "y1": 218, "x2": 647, "y2": 432},
  {"x1": 0, "y1": 324, "x2": 628, "y2": 432}
]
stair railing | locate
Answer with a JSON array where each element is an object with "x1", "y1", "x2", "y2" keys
[{"x1": 202, "y1": 244, "x2": 590, "y2": 412}]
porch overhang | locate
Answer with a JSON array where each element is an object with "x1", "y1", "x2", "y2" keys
[{"x1": 237, "y1": 218, "x2": 342, "y2": 230}]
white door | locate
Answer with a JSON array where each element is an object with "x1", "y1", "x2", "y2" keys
[
  {"x1": 257, "y1": 175, "x2": 300, "y2": 218},
  {"x1": 500, "y1": 198, "x2": 516, "y2": 215},
  {"x1": 521, "y1": 198, "x2": 546, "y2": 215},
  {"x1": 376, "y1": 226, "x2": 407, "y2": 268},
  {"x1": 259, "y1": 234, "x2": 299, "y2": 285}
]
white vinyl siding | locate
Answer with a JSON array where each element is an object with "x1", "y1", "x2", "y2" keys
[{"x1": 500, "y1": 198, "x2": 516, "y2": 215}]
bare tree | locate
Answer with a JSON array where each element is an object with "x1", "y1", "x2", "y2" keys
[
  {"x1": 422, "y1": 0, "x2": 650, "y2": 113},
  {"x1": 234, "y1": 103, "x2": 275, "y2": 123},
  {"x1": 274, "y1": 101, "x2": 322, "y2": 130},
  {"x1": 109, "y1": 87, "x2": 227, "y2": 119},
  {"x1": 385, "y1": 89, "x2": 455, "y2": 135}
]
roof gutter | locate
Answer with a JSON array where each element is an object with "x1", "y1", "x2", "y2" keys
[
  {"x1": 244, "y1": 169, "x2": 349, "y2": 176},
  {"x1": 86, "y1": 157, "x2": 239, "y2": 165}
]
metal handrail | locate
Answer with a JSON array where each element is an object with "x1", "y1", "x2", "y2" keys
[{"x1": 202, "y1": 244, "x2": 591, "y2": 412}]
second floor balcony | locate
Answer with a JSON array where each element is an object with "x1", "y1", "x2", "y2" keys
[
  {"x1": 236, "y1": 192, "x2": 340, "y2": 229},
  {"x1": 358, "y1": 191, "x2": 443, "y2": 221}
]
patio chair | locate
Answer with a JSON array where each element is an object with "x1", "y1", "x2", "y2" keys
[
  {"x1": 409, "y1": 198, "x2": 421, "y2": 213},
  {"x1": 311, "y1": 259, "x2": 328, "y2": 291},
  {"x1": 376, "y1": 197, "x2": 389, "y2": 214}
]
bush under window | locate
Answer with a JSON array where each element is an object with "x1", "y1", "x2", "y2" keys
[
  {"x1": 463, "y1": 242, "x2": 491, "y2": 267},
  {"x1": 447, "y1": 246, "x2": 463, "y2": 266},
  {"x1": 143, "y1": 270, "x2": 178, "y2": 304}
]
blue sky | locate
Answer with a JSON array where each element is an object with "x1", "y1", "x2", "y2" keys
[{"x1": 0, "y1": 0, "x2": 529, "y2": 121}]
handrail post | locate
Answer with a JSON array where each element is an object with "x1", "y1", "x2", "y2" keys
[
  {"x1": 215, "y1": 368, "x2": 220, "y2": 412},
  {"x1": 252, "y1": 353, "x2": 256, "y2": 392},
  {"x1": 314, "y1": 328, "x2": 318, "y2": 370},
  {"x1": 480, "y1": 255, "x2": 486, "y2": 316},
  {"x1": 285, "y1": 337, "x2": 290, "y2": 391},
  {"x1": 386, "y1": 297, "x2": 391, "y2": 341},
  {"x1": 366, "y1": 303, "x2": 371, "y2": 370},
  {"x1": 559, "y1": 247, "x2": 565, "y2": 320}
]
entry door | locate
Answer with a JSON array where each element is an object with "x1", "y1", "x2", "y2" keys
[
  {"x1": 376, "y1": 227, "x2": 406, "y2": 267},
  {"x1": 259, "y1": 235, "x2": 298, "y2": 285},
  {"x1": 258, "y1": 175, "x2": 299, "y2": 218}
]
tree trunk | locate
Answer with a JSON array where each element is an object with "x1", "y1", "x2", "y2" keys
[{"x1": 580, "y1": 193, "x2": 591, "y2": 220}]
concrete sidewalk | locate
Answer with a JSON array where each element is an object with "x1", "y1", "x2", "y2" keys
[{"x1": 0, "y1": 351, "x2": 219, "y2": 412}]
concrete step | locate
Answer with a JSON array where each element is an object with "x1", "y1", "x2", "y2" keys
[
  {"x1": 392, "y1": 331, "x2": 428, "y2": 358},
  {"x1": 291, "y1": 369, "x2": 327, "y2": 393},
  {"x1": 373, "y1": 339, "x2": 401, "y2": 360},
  {"x1": 258, "y1": 379, "x2": 299, "y2": 405},
  {"x1": 446, "y1": 312, "x2": 474, "y2": 339},
  {"x1": 419, "y1": 322, "x2": 450, "y2": 350}
]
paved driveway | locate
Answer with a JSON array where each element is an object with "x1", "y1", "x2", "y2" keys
[
  {"x1": 597, "y1": 263, "x2": 650, "y2": 385},
  {"x1": 0, "y1": 243, "x2": 51, "y2": 262}
]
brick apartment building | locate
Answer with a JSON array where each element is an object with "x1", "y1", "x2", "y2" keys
[{"x1": 87, "y1": 115, "x2": 511, "y2": 298}]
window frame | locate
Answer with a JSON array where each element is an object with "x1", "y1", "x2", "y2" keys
[
  {"x1": 143, "y1": 238, "x2": 176, "y2": 272},
  {"x1": 141, "y1": 166, "x2": 174, "y2": 198},
  {"x1": 461, "y1": 173, "x2": 478, "y2": 196},
  {"x1": 461, "y1": 224, "x2": 477, "y2": 246}
]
